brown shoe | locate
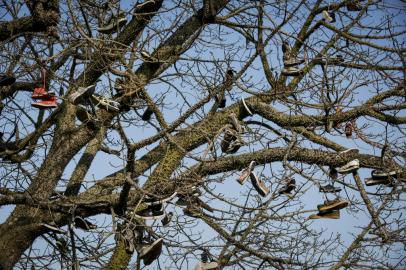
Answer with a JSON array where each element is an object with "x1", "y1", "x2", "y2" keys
[
  {"x1": 237, "y1": 161, "x2": 256, "y2": 185},
  {"x1": 250, "y1": 172, "x2": 270, "y2": 197},
  {"x1": 317, "y1": 198, "x2": 349, "y2": 212},
  {"x1": 309, "y1": 210, "x2": 340, "y2": 219}
]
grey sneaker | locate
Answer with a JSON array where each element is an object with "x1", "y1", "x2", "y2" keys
[
  {"x1": 68, "y1": 85, "x2": 95, "y2": 105},
  {"x1": 138, "y1": 238, "x2": 163, "y2": 265},
  {"x1": 319, "y1": 184, "x2": 342, "y2": 193}
]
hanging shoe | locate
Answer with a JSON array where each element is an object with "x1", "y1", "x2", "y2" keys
[
  {"x1": 98, "y1": 12, "x2": 127, "y2": 34},
  {"x1": 143, "y1": 191, "x2": 178, "y2": 206},
  {"x1": 346, "y1": 1, "x2": 362, "y2": 11},
  {"x1": 0, "y1": 74, "x2": 16, "y2": 86},
  {"x1": 237, "y1": 161, "x2": 256, "y2": 185},
  {"x1": 364, "y1": 177, "x2": 391, "y2": 186},
  {"x1": 134, "y1": 204, "x2": 166, "y2": 220},
  {"x1": 241, "y1": 98, "x2": 253, "y2": 115},
  {"x1": 142, "y1": 106, "x2": 154, "y2": 121},
  {"x1": 75, "y1": 104, "x2": 99, "y2": 124},
  {"x1": 91, "y1": 94, "x2": 120, "y2": 112},
  {"x1": 68, "y1": 85, "x2": 95, "y2": 105},
  {"x1": 215, "y1": 92, "x2": 226, "y2": 108},
  {"x1": 121, "y1": 227, "x2": 137, "y2": 254},
  {"x1": 220, "y1": 128, "x2": 237, "y2": 153},
  {"x1": 319, "y1": 184, "x2": 342, "y2": 193},
  {"x1": 336, "y1": 159, "x2": 359, "y2": 174},
  {"x1": 223, "y1": 138, "x2": 243, "y2": 154},
  {"x1": 250, "y1": 171, "x2": 270, "y2": 197},
  {"x1": 282, "y1": 67, "x2": 302, "y2": 76},
  {"x1": 194, "y1": 261, "x2": 219, "y2": 270},
  {"x1": 73, "y1": 217, "x2": 97, "y2": 231},
  {"x1": 329, "y1": 167, "x2": 338, "y2": 180},
  {"x1": 283, "y1": 58, "x2": 305, "y2": 67},
  {"x1": 161, "y1": 212, "x2": 173, "y2": 226},
  {"x1": 138, "y1": 238, "x2": 163, "y2": 265},
  {"x1": 309, "y1": 209, "x2": 340, "y2": 219},
  {"x1": 344, "y1": 122, "x2": 353, "y2": 138},
  {"x1": 371, "y1": 170, "x2": 398, "y2": 180},
  {"x1": 32, "y1": 87, "x2": 55, "y2": 99},
  {"x1": 32, "y1": 95, "x2": 58, "y2": 109},
  {"x1": 322, "y1": 10, "x2": 336, "y2": 23},
  {"x1": 278, "y1": 178, "x2": 296, "y2": 195},
  {"x1": 317, "y1": 198, "x2": 349, "y2": 212},
  {"x1": 224, "y1": 69, "x2": 234, "y2": 92}
]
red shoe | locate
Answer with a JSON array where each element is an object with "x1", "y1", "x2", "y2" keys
[
  {"x1": 32, "y1": 95, "x2": 58, "y2": 109},
  {"x1": 32, "y1": 87, "x2": 54, "y2": 99}
]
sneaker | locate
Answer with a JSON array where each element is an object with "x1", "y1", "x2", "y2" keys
[
  {"x1": 0, "y1": 74, "x2": 16, "y2": 86},
  {"x1": 220, "y1": 128, "x2": 237, "y2": 153},
  {"x1": 134, "y1": 204, "x2": 165, "y2": 220},
  {"x1": 135, "y1": 0, "x2": 156, "y2": 11},
  {"x1": 161, "y1": 212, "x2": 173, "y2": 226},
  {"x1": 371, "y1": 170, "x2": 398, "y2": 180},
  {"x1": 121, "y1": 227, "x2": 137, "y2": 254},
  {"x1": 223, "y1": 138, "x2": 243, "y2": 154},
  {"x1": 283, "y1": 58, "x2": 305, "y2": 67},
  {"x1": 344, "y1": 122, "x2": 353, "y2": 138},
  {"x1": 322, "y1": 10, "x2": 335, "y2": 23},
  {"x1": 329, "y1": 167, "x2": 338, "y2": 180},
  {"x1": 215, "y1": 93, "x2": 226, "y2": 108},
  {"x1": 365, "y1": 177, "x2": 391, "y2": 186},
  {"x1": 250, "y1": 172, "x2": 270, "y2": 197},
  {"x1": 75, "y1": 104, "x2": 99, "y2": 124},
  {"x1": 309, "y1": 210, "x2": 340, "y2": 219},
  {"x1": 91, "y1": 94, "x2": 120, "y2": 112},
  {"x1": 142, "y1": 106, "x2": 154, "y2": 121},
  {"x1": 241, "y1": 98, "x2": 253, "y2": 115},
  {"x1": 98, "y1": 12, "x2": 127, "y2": 34},
  {"x1": 346, "y1": 1, "x2": 362, "y2": 11},
  {"x1": 225, "y1": 69, "x2": 234, "y2": 91},
  {"x1": 336, "y1": 159, "x2": 359, "y2": 174},
  {"x1": 282, "y1": 67, "x2": 302, "y2": 76},
  {"x1": 68, "y1": 85, "x2": 95, "y2": 105},
  {"x1": 143, "y1": 191, "x2": 177, "y2": 206},
  {"x1": 319, "y1": 184, "x2": 342, "y2": 193},
  {"x1": 32, "y1": 87, "x2": 55, "y2": 99},
  {"x1": 317, "y1": 198, "x2": 349, "y2": 212},
  {"x1": 139, "y1": 238, "x2": 163, "y2": 265},
  {"x1": 278, "y1": 178, "x2": 296, "y2": 195},
  {"x1": 73, "y1": 217, "x2": 97, "y2": 230},
  {"x1": 237, "y1": 161, "x2": 256, "y2": 185},
  {"x1": 32, "y1": 95, "x2": 58, "y2": 109}
]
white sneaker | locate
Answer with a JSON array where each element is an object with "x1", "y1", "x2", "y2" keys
[{"x1": 336, "y1": 159, "x2": 359, "y2": 174}]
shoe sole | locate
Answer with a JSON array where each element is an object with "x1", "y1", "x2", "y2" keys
[{"x1": 318, "y1": 200, "x2": 349, "y2": 212}]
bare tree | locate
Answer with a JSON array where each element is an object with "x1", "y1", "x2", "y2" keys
[{"x1": 0, "y1": 0, "x2": 405, "y2": 269}]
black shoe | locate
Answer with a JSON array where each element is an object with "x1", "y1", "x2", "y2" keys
[
  {"x1": 319, "y1": 184, "x2": 342, "y2": 193},
  {"x1": 0, "y1": 74, "x2": 16, "y2": 86},
  {"x1": 329, "y1": 167, "x2": 338, "y2": 180},
  {"x1": 68, "y1": 85, "x2": 95, "y2": 105},
  {"x1": 278, "y1": 178, "x2": 296, "y2": 195},
  {"x1": 365, "y1": 178, "x2": 391, "y2": 186},
  {"x1": 161, "y1": 212, "x2": 173, "y2": 226},
  {"x1": 371, "y1": 170, "x2": 398, "y2": 180},
  {"x1": 142, "y1": 106, "x2": 154, "y2": 121},
  {"x1": 346, "y1": 1, "x2": 362, "y2": 11},
  {"x1": 250, "y1": 172, "x2": 270, "y2": 197}
]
